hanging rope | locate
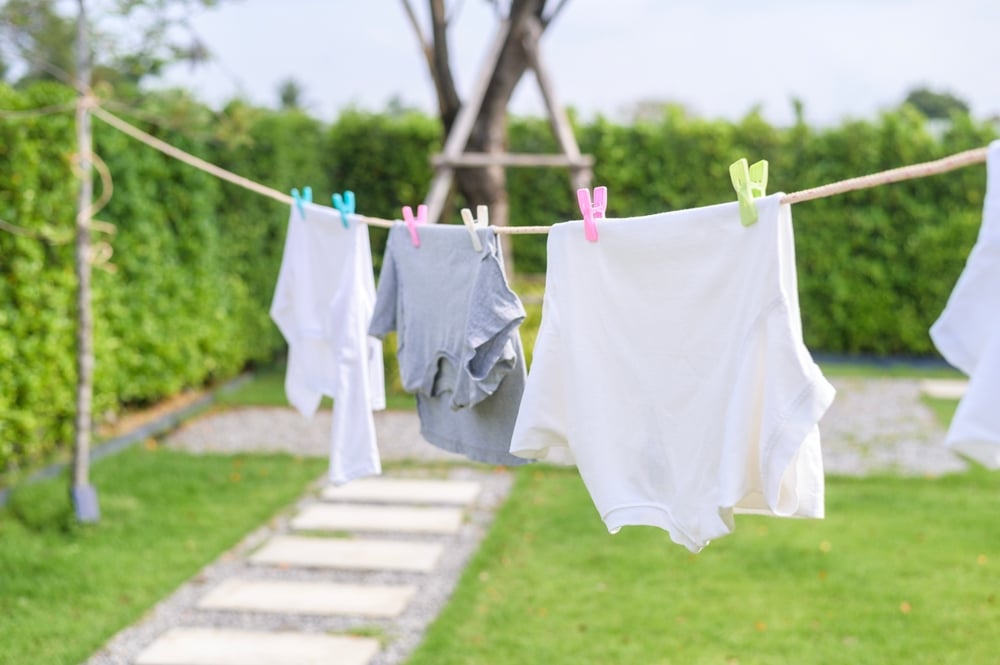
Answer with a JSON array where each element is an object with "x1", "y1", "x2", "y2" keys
[
  {"x1": 87, "y1": 102, "x2": 990, "y2": 234},
  {"x1": 0, "y1": 101, "x2": 77, "y2": 120},
  {"x1": 1, "y1": 143, "x2": 116, "y2": 246},
  {"x1": 781, "y1": 147, "x2": 989, "y2": 205}
]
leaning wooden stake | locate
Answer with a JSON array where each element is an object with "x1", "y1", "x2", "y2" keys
[{"x1": 71, "y1": 0, "x2": 99, "y2": 523}]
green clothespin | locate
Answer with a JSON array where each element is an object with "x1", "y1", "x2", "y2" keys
[{"x1": 729, "y1": 158, "x2": 769, "y2": 226}]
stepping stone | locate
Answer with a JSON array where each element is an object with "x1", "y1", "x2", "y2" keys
[
  {"x1": 198, "y1": 578, "x2": 416, "y2": 617},
  {"x1": 250, "y1": 535, "x2": 443, "y2": 572},
  {"x1": 134, "y1": 627, "x2": 378, "y2": 665},
  {"x1": 322, "y1": 478, "x2": 481, "y2": 505},
  {"x1": 920, "y1": 378, "x2": 968, "y2": 399},
  {"x1": 291, "y1": 503, "x2": 464, "y2": 534}
]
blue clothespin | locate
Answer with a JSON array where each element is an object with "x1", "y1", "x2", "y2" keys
[
  {"x1": 291, "y1": 186, "x2": 312, "y2": 219},
  {"x1": 332, "y1": 190, "x2": 355, "y2": 229},
  {"x1": 729, "y1": 159, "x2": 768, "y2": 226}
]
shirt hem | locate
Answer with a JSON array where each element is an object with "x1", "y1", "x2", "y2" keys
[{"x1": 420, "y1": 425, "x2": 532, "y2": 466}]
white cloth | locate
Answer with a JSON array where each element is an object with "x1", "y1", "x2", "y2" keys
[
  {"x1": 270, "y1": 203, "x2": 385, "y2": 484},
  {"x1": 510, "y1": 194, "x2": 835, "y2": 553},
  {"x1": 930, "y1": 140, "x2": 1000, "y2": 468}
]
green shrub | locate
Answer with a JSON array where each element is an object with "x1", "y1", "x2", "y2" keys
[{"x1": 1, "y1": 83, "x2": 996, "y2": 473}]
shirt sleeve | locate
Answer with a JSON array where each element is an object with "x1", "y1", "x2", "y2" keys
[
  {"x1": 269, "y1": 210, "x2": 323, "y2": 418},
  {"x1": 356, "y1": 224, "x2": 386, "y2": 411},
  {"x1": 368, "y1": 231, "x2": 399, "y2": 339},
  {"x1": 508, "y1": 289, "x2": 569, "y2": 459},
  {"x1": 452, "y1": 235, "x2": 527, "y2": 409},
  {"x1": 755, "y1": 300, "x2": 835, "y2": 518},
  {"x1": 328, "y1": 275, "x2": 382, "y2": 485}
]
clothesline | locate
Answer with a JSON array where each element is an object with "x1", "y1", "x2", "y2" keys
[{"x1": 88, "y1": 102, "x2": 988, "y2": 234}]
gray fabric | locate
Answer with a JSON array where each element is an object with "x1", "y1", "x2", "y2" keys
[{"x1": 369, "y1": 223, "x2": 530, "y2": 466}]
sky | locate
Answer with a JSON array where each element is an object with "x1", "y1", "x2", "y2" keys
[{"x1": 153, "y1": 0, "x2": 1000, "y2": 127}]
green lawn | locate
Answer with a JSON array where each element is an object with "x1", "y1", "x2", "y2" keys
[
  {"x1": 406, "y1": 466, "x2": 1000, "y2": 665},
  {"x1": 0, "y1": 447, "x2": 326, "y2": 665},
  {"x1": 922, "y1": 395, "x2": 961, "y2": 428},
  {"x1": 818, "y1": 360, "x2": 963, "y2": 380}
]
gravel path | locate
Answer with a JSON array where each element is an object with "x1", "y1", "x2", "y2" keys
[
  {"x1": 166, "y1": 376, "x2": 966, "y2": 476},
  {"x1": 87, "y1": 377, "x2": 964, "y2": 665},
  {"x1": 85, "y1": 466, "x2": 513, "y2": 665},
  {"x1": 819, "y1": 377, "x2": 966, "y2": 476}
]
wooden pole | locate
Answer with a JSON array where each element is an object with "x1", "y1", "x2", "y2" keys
[
  {"x1": 71, "y1": 0, "x2": 99, "y2": 523},
  {"x1": 521, "y1": 15, "x2": 591, "y2": 191}
]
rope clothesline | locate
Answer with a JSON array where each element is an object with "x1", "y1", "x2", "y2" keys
[
  {"x1": 0, "y1": 100, "x2": 77, "y2": 120},
  {"x1": 87, "y1": 102, "x2": 989, "y2": 235}
]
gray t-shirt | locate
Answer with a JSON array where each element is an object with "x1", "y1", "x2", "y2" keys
[{"x1": 369, "y1": 224, "x2": 530, "y2": 465}]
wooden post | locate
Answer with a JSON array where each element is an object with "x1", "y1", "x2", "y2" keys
[
  {"x1": 71, "y1": 0, "x2": 99, "y2": 523},
  {"x1": 521, "y1": 15, "x2": 592, "y2": 191}
]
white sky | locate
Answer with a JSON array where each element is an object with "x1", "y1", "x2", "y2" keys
[{"x1": 153, "y1": 0, "x2": 1000, "y2": 126}]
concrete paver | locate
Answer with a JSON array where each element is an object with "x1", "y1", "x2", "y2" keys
[
  {"x1": 134, "y1": 628, "x2": 379, "y2": 665},
  {"x1": 197, "y1": 578, "x2": 417, "y2": 617},
  {"x1": 291, "y1": 503, "x2": 465, "y2": 534},
  {"x1": 250, "y1": 535, "x2": 444, "y2": 572},
  {"x1": 919, "y1": 378, "x2": 968, "y2": 400},
  {"x1": 321, "y1": 478, "x2": 482, "y2": 505}
]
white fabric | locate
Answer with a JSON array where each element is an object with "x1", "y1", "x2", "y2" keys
[
  {"x1": 510, "y1": 194, "x2": 835, "y2": 553},
  {"x1": 270, "y1": 203, "x2": 385, "y2": 484},
  {"x1": 930, "y1": 140, "x2": 1000, "y2": 468}
]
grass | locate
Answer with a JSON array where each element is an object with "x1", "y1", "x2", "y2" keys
[
  {"x1": 0, "y1": 446, "x2": 326, "y2": 665},
  {"x1": 922, "y1": 395, "x2": 961, "y2": 428},
  {"x1": 406, "y1": 466, "x2": 1000, "y2": 665},
  {"x1": 818, "y1": 360, "x2": 963, "y2": 380}
]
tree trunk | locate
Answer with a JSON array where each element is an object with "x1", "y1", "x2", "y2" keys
[
  {"x1": 450, "y1": 1, "x2": 544, "y2": 275},
  {"x1": 405, "y1": 0, "x2": 556, "y2": 275},
  {"x1": 456, "y1": 124, "x2": 513, "y2": 273},
  {"x1": 71, "y1": 0, "x2": 99, "y2": 522}
]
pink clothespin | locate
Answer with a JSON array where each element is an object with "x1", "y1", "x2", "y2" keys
[
  {"x1": 577, "y1": 186, "x2": 607, "y2": 243},
  {"x1": 402, "y1": 204, "x2": 427, "y2": 248}
]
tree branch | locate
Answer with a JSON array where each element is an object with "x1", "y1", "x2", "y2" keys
[
  {"x1": 398, "y1": 0, "x2": 433, "y2": 70},
  {"x1": 429, "y1": 0, "x2": 461, "y2": 129},
  {"x1": 542, "y1": 0, "x2": 570, "y2": 28},
  {"x1": 472, "y1": 0, "x2": 544, "y2": 139}
]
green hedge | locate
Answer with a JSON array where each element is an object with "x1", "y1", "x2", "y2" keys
[
  {"x1": 0, "y1": 83, "x2": 79, "y2": 472},
  {"x1": 505, "y1": 107, "x2": 995, "y2": 355},
  {"x1": 1, "y1": 83, "x2": 996, "y2": 474}
]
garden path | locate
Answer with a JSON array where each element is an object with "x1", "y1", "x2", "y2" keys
[{"x1": 85, "y1": 376, "x2": 967, "y2": 665}]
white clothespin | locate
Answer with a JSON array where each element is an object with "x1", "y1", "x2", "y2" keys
[{"x1": 460, "y1": 205, "x2": 489, "y2": 252}]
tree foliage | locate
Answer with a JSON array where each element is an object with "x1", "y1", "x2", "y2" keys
[
  {"x1": 0, "y1": 0, "x2": 222, "y2": 88},
  {"x1": 903, "y1": 86, "x2": 971, "y2": 119},
  {"x1": 276, "y1": 77, "x2": 306, "y2": 110}
]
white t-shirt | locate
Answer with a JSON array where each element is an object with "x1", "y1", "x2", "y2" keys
[
  {"x1": 270, "y1": 203, "x2": 385, "y2": 484},
  {"x1": 930, "y1": 140, "x2": 1000, "y2": 468},
  {"x1": 510, "y1": 194, "x2": 835, "y2": 553}
]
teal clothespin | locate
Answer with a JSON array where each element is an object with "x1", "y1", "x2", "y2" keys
[
  {"x1": 331, "y1": 190, "x2": 355, "y2": 229},
  {"x1": 729, "y1": 158, "x2": 768, "y2": 226},
  {"x1": 291, "y1": 186, "x2": 312, "y2": 219}
]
